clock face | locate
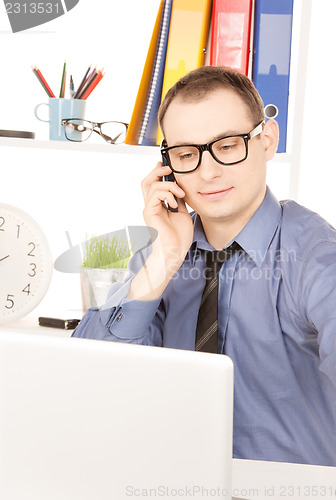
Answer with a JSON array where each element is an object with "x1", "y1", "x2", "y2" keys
[{"x1": 0, "y1": 203, "x2": 53, "y2": 324}]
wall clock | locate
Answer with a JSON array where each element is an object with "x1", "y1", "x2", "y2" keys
[{"x1": 0, "y1": 203, "x2": 53, "y2": 324}]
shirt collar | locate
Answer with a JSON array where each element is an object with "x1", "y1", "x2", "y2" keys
[
  {"x1": 188, "y1": 215, "x2": 213, "y2": 265},
  {"x1": 189, "y1": 187, "x2": 282, "y2": 268},
  {"x1": 235, "y1": 187, "x2": 281, "y2": 267}
]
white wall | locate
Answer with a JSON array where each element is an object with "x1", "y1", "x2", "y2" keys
[
  {"x1": 0, "y1": 0, "x2": 335, "y2": 315},
  {"x1": 0, "y1": 0, "x2": 159, "y2": 132},
  {"x1": 296, "y1": 1, "x2": 336, "y2": 224}
]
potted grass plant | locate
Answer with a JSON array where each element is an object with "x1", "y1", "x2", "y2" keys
[{"x1": 80, "y1": 232, "x2": 132, "y2": 312}]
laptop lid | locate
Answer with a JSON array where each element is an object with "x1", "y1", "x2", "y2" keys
[{"x1": 0, "y1": 330, "x2": 233, "y2": 500}]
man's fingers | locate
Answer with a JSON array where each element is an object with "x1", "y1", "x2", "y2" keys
[
  {"x1": 144, "y1": 177, "x2": 185, "y2": 204},
  {"x1": 141, "y1": 162, "x2": 172, "y2": 196}
]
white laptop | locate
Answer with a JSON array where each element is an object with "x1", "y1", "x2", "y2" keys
[{"x1": 0, "y1": 330, "x2": 234, "y2": 500}]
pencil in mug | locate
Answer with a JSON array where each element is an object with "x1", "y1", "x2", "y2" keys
[
  {"x1": 77, "y1": 68, "x2": 98, "y2": 99},
  {"x1": 70, "y1": 75, "x2": 75, "y2": 98},
  {"x1": 59, "y1": 61, "x2": 66, "y2": 98},
  {"x1": 81, "y1": 71, "x2": 105, "y2": 100},
  {"x1": 32, "y1": 66, "x2": 55, "y2": 98},
  {"x1": 73, "y1": 64, "x2": 91, "y2": 99}
]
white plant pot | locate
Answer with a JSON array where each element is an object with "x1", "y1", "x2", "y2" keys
[{"x1": 80, "y1": 267, "x2": 128, "y2": 312}]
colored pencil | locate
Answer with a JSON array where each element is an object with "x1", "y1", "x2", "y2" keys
[
  {"x1": 32, "y1": 66, "x2": 55, "y2": 98},
  {"x1": 73, "y1": 64, "x2": 91, "y2": 99},
  {"x1": 81, "y1": 71, "x2": 105, "y2": 100},
  {"x1": 32, "y1": 63, "x2": 104, "y2": 100},
  {"x1": 70, "y1": 75, "x2": 75, "y2": 98},
  {"x1": 59, "y1": 61, "x2": 66, "y2": 98},
  {"x1": 77, "y1": 68, "x2": 98, "y2": 99}
]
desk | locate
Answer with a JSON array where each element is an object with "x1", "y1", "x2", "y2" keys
[
  {"x1": 232, "y1": 459, "x2": 336, "y2": 500},
  {"x1": 1, "y1": 319, "x2": 335, "y2": 500},
  {"x1": 0, "y1": 314, "x2": 74, "y2": 338}
]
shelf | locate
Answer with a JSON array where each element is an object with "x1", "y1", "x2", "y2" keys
[
  {"x1": 0, "y1": 136, "x2": 292, "y2": 163},
  {"x1": 0, "y1": 137, "x2": 160, "y2": 155}
]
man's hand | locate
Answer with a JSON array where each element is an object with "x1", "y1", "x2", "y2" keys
[{"x1": 128, "y1": 162, "x2": 194, "y2": 301}]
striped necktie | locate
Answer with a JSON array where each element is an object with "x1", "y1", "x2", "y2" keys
[{"x1": 195, "y1": 242, "x2": 240, "y2": 353}]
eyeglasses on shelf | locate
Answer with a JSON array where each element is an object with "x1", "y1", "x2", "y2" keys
[{"x1": 61, "y1": 119, "x2": 129, "y2": 144}]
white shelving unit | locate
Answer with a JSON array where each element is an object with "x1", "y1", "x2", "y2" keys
[
  {"x1": 0, "y1": 0, "x2": 312, "y2": 199},
  {"x1": 286, "y1": 0, "x2": 312, "y2": 199},
  {"x1": 0, "y1": 137, "x2": 159, "y2": 156},
  {"x1": 0, "y1": 135, "x2": 290, "y2": 160}
]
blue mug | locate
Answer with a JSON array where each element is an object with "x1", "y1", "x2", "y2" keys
[{"x1": 34, "y1": 98, "x2": 86, "y2": 141}]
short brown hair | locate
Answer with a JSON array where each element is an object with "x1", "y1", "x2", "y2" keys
[{"x1": 158, "y1": 66, "x2": 265, "y2": 135}]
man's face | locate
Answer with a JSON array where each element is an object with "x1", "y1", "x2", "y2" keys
[{"x1": 162, "y1": 88, "x2": 273, "y2": 231}]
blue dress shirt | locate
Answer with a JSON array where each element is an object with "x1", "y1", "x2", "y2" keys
[{"x1": 73, "y1": 187, "x2": 336, "y2": 466}]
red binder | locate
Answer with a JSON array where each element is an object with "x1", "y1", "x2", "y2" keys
[{"x1": 210, "y1": 0, "x2": 253, "y2": 76}]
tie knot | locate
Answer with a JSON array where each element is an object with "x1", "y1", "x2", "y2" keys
[{"x1": 205, "y1": 242, "x2": 240, "y2": 279}]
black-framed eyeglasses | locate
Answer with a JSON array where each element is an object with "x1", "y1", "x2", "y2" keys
[
  {"x1": 160, "y1": 121, "x2": 264, "y2": 174},
  {"x1": 61, "y1": 119, "x2": 129, "y2": 144}
]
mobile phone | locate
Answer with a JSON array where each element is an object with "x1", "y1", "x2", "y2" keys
[{"x1": 161, "y1": 141, "x2": 178, "y2": 212}]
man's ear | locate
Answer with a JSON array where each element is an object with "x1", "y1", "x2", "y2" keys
[{"x1": 261, "y1": 119, "x2": 279, "y2": 161}]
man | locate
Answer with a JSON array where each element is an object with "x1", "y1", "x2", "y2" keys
[{"x1": 73, "y1": 66, "x2": 336, "y2": 467}]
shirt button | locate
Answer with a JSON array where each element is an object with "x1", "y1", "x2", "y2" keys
[{"x1": 117, "y1": 312, "x2": 124, "y2": 322}]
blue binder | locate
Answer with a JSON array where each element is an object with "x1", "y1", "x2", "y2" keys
[
  {"x1": 138, "y1": 0, "x2": 172, "y2": 146},
  {"x1": 252, "y1": 0, "x2": 294, "y2": 153}
]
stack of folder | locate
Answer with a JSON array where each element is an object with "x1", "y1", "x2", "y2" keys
[
  {"x1": 126, "y1": 0, "x2": 212, "y2": 146},
  {"x1": 127, "y1": 0, "x2": 294, "y2": 153},
  {"x1": 125, "y1": 0, "x2": 171, "y2": 146}
]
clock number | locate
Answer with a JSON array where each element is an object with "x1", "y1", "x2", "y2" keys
[
  {"x1": 0, "y1": 216, "x2": 5, "y2": 231},
  {"x1": 28, "y1": 263, "x2": 37, "y2": 277},
  {"x1": 17, "y1": 224, "x2": 21, "y2": 239},
  {"x1": 22, "y1": 284, "x2": 31, "y2": 295},
  {"x1": 28, "y1": 242, "x2": 36, "y2": 257},
  {"x1": 5, "y1": 294, "x2": 14, "y2": 309}
]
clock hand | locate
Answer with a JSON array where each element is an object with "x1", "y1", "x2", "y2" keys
[{"x1": 0, "y1": 255, "x2": 10, "y2": 262}]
